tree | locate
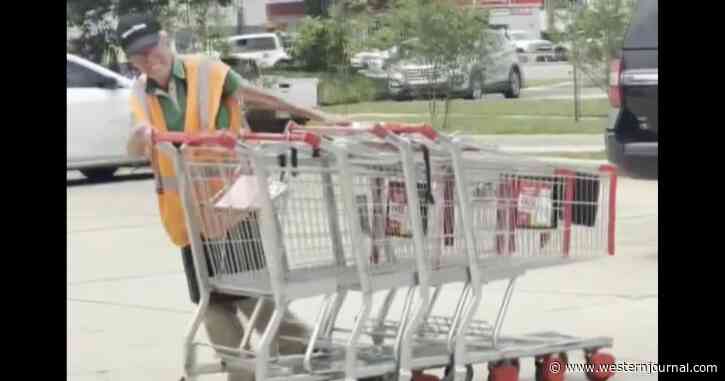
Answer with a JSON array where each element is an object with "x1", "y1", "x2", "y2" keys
[
  {"x1": 556, "y1": 0, "x2": 636, "y2": 91},
  {"x1": 293, "y1": 1, "x2": 373, "y2": 72},
  {"x1": 67, "y1": 0, "x2": 233, "y2": 68},
  {"x1": 366, "y1": 0, "x2": 489, "y2": 130}
]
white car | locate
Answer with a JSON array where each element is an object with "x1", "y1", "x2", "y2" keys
[
  {"x1": 67, "y1": 54, "x2": 144, "y2": 180},
  {"x1": 351, "y1": 48, "x2": 394, "y2": 71},
  {"x1": 507, "y1": 30, "x2": 555, "y2": 60},
  {"x1": 226, "y1": 33, "x2": 291, "y2": 69},
  {"x1": 386, "y1": 30, "x2": 524, "y2": 100}
]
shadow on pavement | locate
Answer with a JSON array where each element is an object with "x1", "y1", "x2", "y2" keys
[
  {"x1": 621, "y1": 159, "x2": 658, "y2": 180},
  {"x1": 67, "y1": 172, "x2": 153, "y2": 187}
]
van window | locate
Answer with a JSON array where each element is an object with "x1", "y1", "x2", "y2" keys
[{"x1": 232, "y1": 37, "x2": 278, "y2": 53}]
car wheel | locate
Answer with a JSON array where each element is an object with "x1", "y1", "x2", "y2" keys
[
  {"x1": 80, "y1": 167, "x2": 118, "y2": 181},
  {"x1": 503, "y1": 69, "x2": 521, "y2": 98},
  {"x1": 467, "y1": 74, "x2": 484, "y2": 100}
]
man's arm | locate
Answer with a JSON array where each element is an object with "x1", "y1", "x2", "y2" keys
[{"x1": 233, "y1": 84, "x2": 344, "y2": 124}]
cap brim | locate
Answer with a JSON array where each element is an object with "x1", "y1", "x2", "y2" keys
[{"x1": 125, "y1": 33, "x2": 160, "y2": 55}]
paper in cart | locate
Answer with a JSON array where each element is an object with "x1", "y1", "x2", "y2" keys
[
  {"x1": 214, "y1": 175, "x2": 288, "y2": 210},
  {"x1": 385, "y1": 181, "x2": 431, "y2": 237},
  {"x1": 516, "y1": 180, "x2": 554, "y2": 228}
]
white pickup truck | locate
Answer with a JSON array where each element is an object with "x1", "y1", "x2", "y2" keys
[{"x1": 225, "y1": 33, "x2": 291, "y2": 69}]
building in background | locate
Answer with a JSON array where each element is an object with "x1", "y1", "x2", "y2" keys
[
  {"x1": 266, "y1": 0, "x2": 306, "y2": 31},
  {"x1": 457, "y1": 0, "x2": 545, "y2": 37},
  {"x1": 237, "y1": 0, "x2": 306, "y2": 33}
]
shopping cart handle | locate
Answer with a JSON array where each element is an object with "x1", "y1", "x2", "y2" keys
[
  {"x1": 239, "y1": 132, "x2": 321, "y2": 151},
  {"x1": 152, "y1": 131, "x2": 237, "y2": 149},
  {"x1": 377, "y1": 123, "x2": 439, "y2": 141},
  {"x1": 152, "y1": 130, "x2": 321, "y2": 150},
  {"x1": 287, "y1": 120, "x2": 438, "y2": 142}
]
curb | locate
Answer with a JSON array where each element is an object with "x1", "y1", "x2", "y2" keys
[{"x1": 499, "y1": 145, "x2": 604, "y2": 153}]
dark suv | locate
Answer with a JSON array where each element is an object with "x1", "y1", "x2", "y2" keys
[{"x1": 605, "y1": 0, "x2": 658, "y2": 174}]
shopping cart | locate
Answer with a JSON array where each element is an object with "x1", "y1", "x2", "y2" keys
[
  {"x1": 153, "y1": 120, "x2": 619, "y2": 381},
  {"x1": 288, "y1": 122, "x2": 492, "y2": 381},
  {"x1": 290, "y1": 121, "x2": 619, "y2": 381},
  {"x1": 153, "y1": 129, "x2": 438, "y2": 381}
]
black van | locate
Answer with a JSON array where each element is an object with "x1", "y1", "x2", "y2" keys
[{"x1": 605, "y1": 0, "x2": 658, "y2": 175}]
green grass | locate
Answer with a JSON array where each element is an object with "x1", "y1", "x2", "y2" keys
[
  {"x1": 322, "y1": 98, "x2": 609, "y2": 118},
  {"x1": 338, "y1": 114, "x2": 605, "y2": 135},
  {"x1": 261, "y1": 69, "x2": 327, "y2": 78},
  {"x1": 538, "y1": 151, "x2": 607, "y2": 160}
]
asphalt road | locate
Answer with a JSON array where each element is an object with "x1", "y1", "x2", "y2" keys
[{"x1": 68, "y1": 159, "x2": 657, "y2": 381}]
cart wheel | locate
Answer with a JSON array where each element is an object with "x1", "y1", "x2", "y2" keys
[
  {"x1": 535, "y1": 352, "x2": 568, "y2": 381},
  {"x1": 487, "y1": 358, "x2": 520, "y2": 381},
  {"x1": 359, "y1": 376, "x2": 386, "y2": 381},
  {"x1": 584, "y1": 349, "x2": 615, "y2": 381},
  {"x1": 443, "y1": 364, "x2": 474, "y2": 381},
  {"x1": 411, "y1": 370, "x2": 441, "y2": 381}
]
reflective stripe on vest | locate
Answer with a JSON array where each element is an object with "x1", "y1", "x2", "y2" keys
[
  {"x1": 132, "y1": 80, "x2": 150, "y2": 122},
  {"x1": 132, "y1": 58, "x2": 216, "y2": 195},
  {"x1": 130, "y1": 56, "x2": 242, "y2": 247},
  {"x1": 132, "y1": 61, "x2": 213, "y2": 128},
  {"x1": 197, "y1": 58, "x2": 211, "y2": 130}
]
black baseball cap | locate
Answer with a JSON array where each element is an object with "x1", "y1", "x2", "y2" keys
[{"x1": 117, "y1": 14, "x2": 162, "y2": 55}]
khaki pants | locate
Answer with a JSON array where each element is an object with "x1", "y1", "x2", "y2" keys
[
  {"x1": 181, "y1": 246, "x2": 310, "y2": 381},
  {"x1": 205, "y1": 298, "x2": 309, "y2": 381}
]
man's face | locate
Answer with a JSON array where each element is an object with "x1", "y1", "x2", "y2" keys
[{"x1": 128, "y1": 33, "x2": 173, "y2": 84}]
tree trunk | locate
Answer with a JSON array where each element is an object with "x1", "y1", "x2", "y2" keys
[{"x1": 546, "y1": 0, "x2": 555, "y2": 33}]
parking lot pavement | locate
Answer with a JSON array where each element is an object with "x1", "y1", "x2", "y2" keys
[
  {"x1": 521, "y1": 62, "x2": 572, "y2": 81},
  {"x1": 68, "y1": 167, "x2": 657, "y2": 381}
]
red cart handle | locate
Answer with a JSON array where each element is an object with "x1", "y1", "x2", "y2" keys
[
  {"x1": 152, "y1": 131, "x2": 237, "y2": 149},
  {"x1": 152, "y1": 130, "x2": 321, "y2": 150},
  {"x1": 287, "y1": 121, "x2": 439, "y2": 141},
  {"x1": 374, "y1": 122, "x2": 439, "y2": 141},
  {"x1": 241, "y1": 131, "x2": 321, "y2": 150}
]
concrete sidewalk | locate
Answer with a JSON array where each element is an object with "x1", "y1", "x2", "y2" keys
[
  {"x1": 68, "y1": 171, "x2": 657, "y2": 381},
  {"x1": 466, "y1": 134, "x2": 604, "y2": 153}
]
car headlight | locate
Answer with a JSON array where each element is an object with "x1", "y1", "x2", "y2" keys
[
  {"x1": 369, "y1": 58, "x2": 384, "y2": 69},
  {"x1": 389, "y1": 71, "x2": 404, "y2": 81}
]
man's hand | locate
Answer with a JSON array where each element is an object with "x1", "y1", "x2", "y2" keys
[
  {"x1": 292, "y1": 106, "x2": 351, "y2": 126},
  {"x1": 236, "y1": 86, "x2": 351, "y2": 126},
  {"x1": 127, "y1": 124, "x2": 153, "y2": 159}
]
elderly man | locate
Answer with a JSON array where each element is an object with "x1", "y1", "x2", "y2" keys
[{"x1": 118, "y1": 13, "x2": 335, "y2": 381}]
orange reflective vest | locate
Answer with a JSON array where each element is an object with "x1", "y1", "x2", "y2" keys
[{"x1": 129, "y1": 55, "x2": 243, "y2": 247}]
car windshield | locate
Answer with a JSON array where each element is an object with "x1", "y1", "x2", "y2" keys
[{"x1": 230, "y1": 37, "x2": 277, "y2": 53}]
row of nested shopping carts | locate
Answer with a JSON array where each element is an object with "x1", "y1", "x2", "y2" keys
[{"x1": 152, "y1": 121, "x2": 619, "y2": 381}]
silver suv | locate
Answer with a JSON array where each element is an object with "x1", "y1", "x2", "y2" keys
[{"x1": 386, "y1": 30, "x2": 524, "y2": 100}]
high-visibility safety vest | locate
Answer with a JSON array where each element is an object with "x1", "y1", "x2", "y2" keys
[{"x1": 129, "y1": 55, "x2": 243, "y2": 247}]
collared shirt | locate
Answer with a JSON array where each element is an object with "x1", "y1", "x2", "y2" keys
[{"x1": 144, "y1": 57, "x2": 248, "y2": 131}]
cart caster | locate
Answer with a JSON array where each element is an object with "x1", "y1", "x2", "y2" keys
[
  {"x1": 584, "y1": 349, "x2": 615, "y2": 381},
  {"x1": 442, "y1": 364, "x2": 473, "y2": 381},
  {"x1": 535, "y1": 352, "x2": 568, "y2": 381},
  {"x1": 359, "y1": 372, "x2": 396, "y2": 381},
  {"x1": 488, "y1": 358, "x2": 520, "y2": 381},
  {"x1": 410, "y1": 370, "x2": 440, "y2": 381}
]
